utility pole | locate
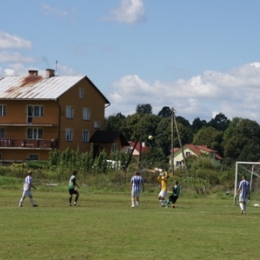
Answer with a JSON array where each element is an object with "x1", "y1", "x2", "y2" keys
[
  {"x1": 124, "y1": 133, "x2": 141, "y2": 180},
  {"x1": 138, "y1": 132, "x2": 143, "y2": 170},
  {"x1": 171, "y1": 111, "x2": 174, "y2": 176},
  {"x1": 170, "y1": 107, "x2": 189, "y2": 177}
]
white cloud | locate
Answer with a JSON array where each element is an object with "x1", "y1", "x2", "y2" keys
[
  {"x1": 106, "y1": 63, "x2": 260, "y2": 123},
  {"x1": 107, "y1": 0, "x2": 145, "y2": 24},
  {"x1": 0, "y1": 51, "x2": 36, "y2": 63},
  {"x1": 0, "y1": 61, "x2": 78, "y2": 77},
  {"x1": 0, "y1": 30, "x2": 32, "y2": 49},
  {"x1": 55, "y1": 64, "x2": 80, "y2": 76},
  {"x1": 41, "y1": 4, "x2": 69, "y2": 16},
  {"x1": 0, "y1": 63, "x2": 27, "y2": 76},
  {"x1": 3, "y1": 68, "x2": 16, "y2": 76}
]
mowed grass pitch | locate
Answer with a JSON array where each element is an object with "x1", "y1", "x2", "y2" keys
[{"x1": 0, "y1": 190, "x2": 260, "y2": 260}]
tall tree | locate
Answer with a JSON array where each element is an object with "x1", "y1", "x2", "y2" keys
[
  {"x1": 223, "y1": 117, "x2": 240, "y2": 141},
  {"x1": 156, "y1": 118, "x2": 172, "y2": 157},
  {"x1": 207, "y1": 113, "x2": 230, "y2": 131},
  {"x1": 121, "y1": 113, "x2": 142, "y2": 141},
  {"x1": 176, "y1": 116, "x2": 191, "y2": 128},
  {"x1": 191, "y1": 117, "x2": 207, "y2": 133},
  {"x1": 238, "y1": 143, "x2": 260, "y2": 162},
  {"x1": 136, "y1": 104, "x2": 152, "y2": 115},
  {"x1": 105, "y1": 113, "x2": 126, "y2": 131},
  {"x1": 193, "y1": 126, "x2": 223, "y2": 156},
  {"x1": 177, "y1": 124, "x2": 194, "y2": 146},
  {"x1": 156, "y1": 118, "x2": 193, "y2": 157},
  {"x1": 158, "y1": 106, "x2": 171, "y2": 118},
  {"x1": 223, "y1": 118, "x2": 260, "y2": 160},
  {"x1": 135, "y1": 114, "x2": 162, "y2": 143}
]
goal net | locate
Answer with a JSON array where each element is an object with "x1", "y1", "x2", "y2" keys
[{"x1": 234, "y1": 161, "x2": 260, "y2": 206}]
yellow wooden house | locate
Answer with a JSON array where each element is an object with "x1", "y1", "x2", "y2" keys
[{"x1": 0, "y1": 69, "x2": 113, "y2": 161}]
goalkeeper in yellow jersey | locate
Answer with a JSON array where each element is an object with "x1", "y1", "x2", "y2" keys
[{"x1": 157, "y1": 170, "x2": 169, "y2": 207}]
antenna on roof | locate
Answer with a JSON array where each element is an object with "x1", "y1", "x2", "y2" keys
[{"x1": 55, "y1": 60, "x2": 58, "y2": 75}]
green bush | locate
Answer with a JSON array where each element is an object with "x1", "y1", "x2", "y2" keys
[{"x1": 27, "y1": 160, "x2": 50, "y2": 169}]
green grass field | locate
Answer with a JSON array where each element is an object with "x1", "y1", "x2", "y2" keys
[{"x1": 0, "y1": 189, "x2": 260, "y2": 260}]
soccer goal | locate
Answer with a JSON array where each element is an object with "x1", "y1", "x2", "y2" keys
[{"x1": 233, "y1": 161, "x2": 260, "y2": 206}]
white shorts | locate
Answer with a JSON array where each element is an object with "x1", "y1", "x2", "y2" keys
[
  {"x1": 131, "y1": 190, "x2": 141, "y2": 197},
  {"x1": 239, "y1": 193, "x2": 248, "y2": 203},
  {"x1": 158, "y1": 190, "x2": 167, "y2": 199},
  {"x1": 22, "y1": 190, "x2": 32, "y2": 197}
]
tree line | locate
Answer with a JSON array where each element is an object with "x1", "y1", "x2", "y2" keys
[{"x1": 105, "y1": 104, "x2": 260, "y2": 165}]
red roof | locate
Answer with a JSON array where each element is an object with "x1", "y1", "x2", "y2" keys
[
  {"x1": 172, "y1": 144, "x2": 223, "y2": 160},
  {"x1": 129, "y1": 141, "x2": 149, "y2": 153},
  {"x1": 215, "y1": 154, "x2": 223, "y2": 160},
  {"x1": 195, "y1": 144, "x2": 216, "y2": 153},
  {"x1": 172, "y1": 147, "x2": 179, "y2": 153}
]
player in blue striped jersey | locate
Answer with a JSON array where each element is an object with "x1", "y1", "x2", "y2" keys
[
  {"x1": 130, "y1": 171, "x2": 144, "y2": 208},
  {"x1": 237, "y1": 175, "x2": 250, "y2": 214}
]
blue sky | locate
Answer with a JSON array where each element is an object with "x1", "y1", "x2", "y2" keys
[{"x1": 1, "y1": 0, "x2": 260, "y2": 123}]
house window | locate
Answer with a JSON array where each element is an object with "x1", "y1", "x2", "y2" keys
[
  {"x1": 176, "y1": 161, "x2": 181, "y2": 167},
  {"x1": 66, "y1": 106, "x2": 74, "y2": 118},
  {"x1": 65, "y1": 128, "x2": 73, "y2": 141},
  {"x1": 0, "y1": 105, "x2": 6, "y2": 116},
  {"x1": 185, "y1": 151, "x2": 191, "y2": 157},
  {"x1": 27, "y1": 128, "x2": 43, "y2": 139},
  {"x1": 0, "y1": 128, "x2": 5, "y2": 138},
  {"x1": 94, "y1": 121, "x2": 101, "y2": 129},
  {"x1": 27, "y1": 105, "x2": 43, "y2": 123},
  {"x1": 112, "y1": 143, "x2": 117, "y2": 152},
  {"x1": 79, "y1": 88, "x2": 85, "y2": 99},
  {"x1": 83, "y1": 108, "x2": 90, "y2": 120},
  {"x1": 28, "y1": 154, "x2": 38, "y2": 160},
  {"x1": 82, "y1": 130, "x2": 89, "y2": 142},
  {"x1": 28, "y1": 105, "x2": 43, "y2": 117},
  {"x1": 0, "y1": 154, "x2": 2, "y2": 160}
]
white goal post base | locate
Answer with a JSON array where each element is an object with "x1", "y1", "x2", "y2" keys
[{"x1": 234, "y1": 161, "x2": 260, "y2": 206}]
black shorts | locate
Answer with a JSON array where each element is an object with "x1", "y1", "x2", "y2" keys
[
  {"x1": 169, "y1": 195, "x2": 178, "y2": 203},
  {"x1": 69, "y1": 189, "x2": 79, "y2": 195}
]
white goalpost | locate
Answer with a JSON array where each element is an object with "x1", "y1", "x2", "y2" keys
[{"x1": 234, "y1": 161, "x2": 260, "y2": 206}]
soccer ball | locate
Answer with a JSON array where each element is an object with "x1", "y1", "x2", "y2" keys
[{"x1": 148, "y1": 135, "x2": 153, "y2": 140}]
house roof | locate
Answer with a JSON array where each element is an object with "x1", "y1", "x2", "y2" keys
[
  {"x1": 0, "y1": 74, "x2": 110, "y2": 104},
  {"x1": 194, "y1": 144, "x2": 217, "y2": 153},
  {"x1": 214, "y1": 154, "x2": 223, "y2": 160},
  {"x1": 173, "y1": 147, "x2": 180, "y2": 153},
  {"x1": 185, "y1": 144, "x2": 205, "y2": 155},
  {"x1": 128, "y1": 141, "x2": 149, "y2": 153},
  {"x1": 89, "y1": 130, "x2": 129, "y2": 146},
  {"x1": 173, "y1": 144, "x2": 223, "y2": 160}
]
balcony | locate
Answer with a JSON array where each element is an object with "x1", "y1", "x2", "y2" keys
[{"x1": 0, "y1": 139, "x2": 58, "y2": 149}]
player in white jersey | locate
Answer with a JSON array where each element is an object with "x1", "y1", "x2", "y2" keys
[
  {"x1": 130, "y1": 171, "x2": 144, "y2": 208},
  {"x1": 19, "y1": 170, "x2": 37, "y2": 207},
  {"x1": 237, "y1": 175, "x2": 250, "y2": 214}
]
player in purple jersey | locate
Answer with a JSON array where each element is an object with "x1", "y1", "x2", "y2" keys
[
  {"x1": 237, "y1": 175, "x2": 250, "y2": 214},
  {"x1": 130, "y1": 171, "x2": 144, "y2": 208}
]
